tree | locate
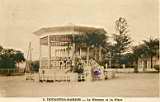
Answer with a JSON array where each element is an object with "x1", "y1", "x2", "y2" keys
[
  {"x1": 131, "y1": 38, "x2": 159, "y2": 72},
  {"x1": 131, "y1": 46, "x2": 140, "y2": 72},
  {"x1": 0, "y1": 47, "x2": 25, "y2": 71},
  {"x1": 111, "y1": 17, "x2": 132, "y2": 67},
  {"x1": 86, "y1": 30, "x2": 107, "y2": 61},
  {"x1": 73, "y1": 35, "x2": 86, "y2": 56},
  {"x1": 31, "y1": 60, "x2": 39, "y2": 72},
  {"x1": 14, "y1": 51, "x2": 25, "y2": 71},
  {"x1": 132, "y1": 45, "x2": 146, "y2": 72},
  {"x1": 0, "y1": 45, "x2": 3, "y2": 52},
  {"x1": 119, "y1": 53, "x2": 134, "y2": 67},
  {"x1": 0, "y1": 49, "x2": 16, "y2": 68},
  {"x1": 72, "y1": 30, "x2": 108, "y2": 65},
  {"x1": 143, "y1": 38, "x2": 159, "y2": 68},
  {"x1": 0, "y1": 45, "x2": 3, "y2": 62}
]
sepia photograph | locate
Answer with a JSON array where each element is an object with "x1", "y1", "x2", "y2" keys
[{"x1": 0, "y1": 0, "x2": 159, "y2": 99}]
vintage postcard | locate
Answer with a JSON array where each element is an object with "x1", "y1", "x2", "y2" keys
[{"x1": 0, "y1": 0, "x2": 159, "y2": 101}]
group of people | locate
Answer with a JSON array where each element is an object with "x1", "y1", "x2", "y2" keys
[
  {"x1": 89, "y1": 59, "x2": 104, "y2": 80},
  {"x1": 75, "y1": 57, "x2": 105, "y2": 81}
]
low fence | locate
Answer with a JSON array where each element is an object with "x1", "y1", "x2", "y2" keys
[
  {"x1": 106, "y1": 68, "x2": 157, "y2": 73},
  {"x1": 0, "y1": 68, "x2": 24, "y2": 74},
  {"x1": 0, "y1": 68, "x2": 16, "y2": 73},
  {"x1": 105, "y1": 68, "x2": 134, "y2": 73}
]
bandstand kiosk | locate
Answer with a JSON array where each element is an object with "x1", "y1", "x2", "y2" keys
[{"x1": 33, "y1": 25, "x2": 105, "y2": 82}]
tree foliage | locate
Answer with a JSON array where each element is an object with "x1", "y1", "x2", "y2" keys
[
  {"x1": 113, "y1": 17, "x2": 132, "y2": 54},
  {"x1": 72, "y1": 30, "x2": 108, "y2": 61},
  {"x1": 73, "y1": 30, "x2": 108, "y2": 49},
  {"x1": 109, "y1": 17, "x2": 132, "y2": 66},
  {"x1": 14, "y1": 51, "x2": 25, "y2": 64},
  {"x1": 133, "y1": 38, "x2": 159, "y2": 60},
  {"x1": 0, "y1": 46, "x2": 3, "y2": 52},
  {"x1": 112, "y1": 33, "x2": 132, "y2": 54},
  {"x1": 130, "y1": 38, "x2": 159, "y2": 72},
  {"x1": 0, "y1": 46, "x2": 25, "y2": 69},
  {"x1": 85, "y1": 30, "x2": 107, "y2": 48},
  {"x1": 31, "y1": 60, "x2": 39, "y2": 72},
  {"x1": 143, "y1": 38, "x2": 159, "y2": 58},
  {"x1": 115, "y1": 17, "x2": 128, "y2": 35}
]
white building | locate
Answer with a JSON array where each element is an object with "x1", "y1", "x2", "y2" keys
[{"x1": 33, "y1": 25, "x2": 106, "y2": 81}]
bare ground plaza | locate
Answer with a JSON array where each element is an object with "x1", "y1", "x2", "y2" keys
[
  {"x1": 0, "y1": 73, "x2": 159, "y2": 97},
  {"x1": 0, "y1": 1, "x2": 159, "y2": 101}
]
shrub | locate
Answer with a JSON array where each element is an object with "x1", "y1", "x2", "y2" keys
[
  {"x1": 154, "y1": 65, "x2": 160, "y2": 72},
  {"x1": 74, "y1": 63, "x2": 84, "y2": 74}
]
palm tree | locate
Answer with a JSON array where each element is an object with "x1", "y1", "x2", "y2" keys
[
  {"x1": 14, "y1": 51, "x2": 25, "y2": 71},
  {"x1": 72, "y1": 30, "x2": 107, "y2": 65},
  {"x1": 73, "y1": 35, "x2": 86, "y2": 57},
  {"x1": 132, "y1": 44, "x2": 147, "y2": 72},
  {"x1": 143, "y1": 38, "x2": 159, "y2": 68},
  {"x1": 129, "y1": 38, "x2": 159, "y2": 72},
  {"x1": 86, "y1": 31, "x2": 107, "y2": 61}
]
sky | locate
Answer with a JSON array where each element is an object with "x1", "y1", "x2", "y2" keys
[{"x1": 0, "y1": 0, "x2": 159, "y2": 60}]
